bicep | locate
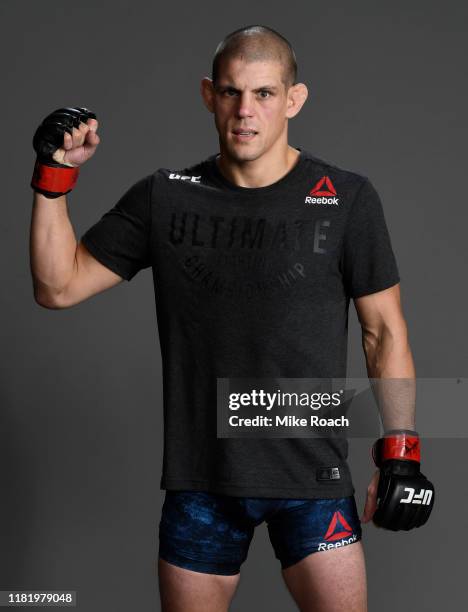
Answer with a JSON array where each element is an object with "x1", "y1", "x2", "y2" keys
[{"x1": 55, "y1": 241, "x2": 124, "y2": 308}]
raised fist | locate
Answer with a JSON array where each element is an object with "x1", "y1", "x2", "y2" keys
[{"x1": 31, "y1": 107, "x2": 99, "y2": 198}]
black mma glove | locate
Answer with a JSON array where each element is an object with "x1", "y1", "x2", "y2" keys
[
  {"x1": 372, "y1": 429, "x2": 434, "y2": 531},
  {"x1": 31, "y1": 107, "x2": 96, "y2": 198}
]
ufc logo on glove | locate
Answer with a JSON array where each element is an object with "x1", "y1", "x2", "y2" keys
[{"x1": 400, "y1": 487, "x2": 433, "y2": 506}]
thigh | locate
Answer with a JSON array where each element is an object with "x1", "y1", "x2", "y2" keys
[
  {"x1": 159, "y1": 490, "x2": 254, "y2": 575},
  {"x1": 158, "y1": 490, "x2": 252, "y2": 609},
  {"x1": 267, "y1": 496, "x2": 366, "y2": 611},
  {"x1": 158, "y1": 558, "x2": 240, "y2": 612},
  {"x1": 281, "y1": 540, "x2": 367, "y2": 612}
]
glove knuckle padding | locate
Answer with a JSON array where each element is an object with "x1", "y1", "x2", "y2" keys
[{"x1": 33, "y1": 107, "x2": 96, "y2": 161}]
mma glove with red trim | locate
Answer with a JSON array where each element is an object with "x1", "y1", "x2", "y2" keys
[
  {"x1": 372, "y1": 429, "x2": 435, "y2": 530},
  {"x1": 31, "y1": 107, "x2": 96, "y2": 199}
]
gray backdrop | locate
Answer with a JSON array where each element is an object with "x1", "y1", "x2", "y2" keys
[{"x1": 1, "y1": 0, "x2": 467, "y2": 610}]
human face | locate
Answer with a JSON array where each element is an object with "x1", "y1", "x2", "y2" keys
[{"x1": 202, "y1": 58, "x2": 294, "y2": 163}]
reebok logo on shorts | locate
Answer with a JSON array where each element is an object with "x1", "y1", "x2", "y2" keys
[
  {"x1": 305, "y1": 176, "x2": 339, "y2": 206},
  {"x1": 317, "y1": 511, "x2": 357, "y2": 551}
]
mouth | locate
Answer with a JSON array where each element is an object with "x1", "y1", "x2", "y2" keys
[{"x1": 231, "y1": 129, "x2": 258, "y2": 141}]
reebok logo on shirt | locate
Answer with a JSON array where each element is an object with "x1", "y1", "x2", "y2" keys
[{"x1": 305, "y1": 176, "x2": 339, "y2": 206}]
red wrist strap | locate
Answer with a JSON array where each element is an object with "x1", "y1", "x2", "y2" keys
[
  {"x1": 372, "y1": 432, "x2": 421, "y2": 466},
  {"x1": 31, "y1": 160, "x2": 80, "y2": 194}
]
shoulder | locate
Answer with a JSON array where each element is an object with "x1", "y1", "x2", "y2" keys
[
  {"x1": 300, "y1": 151, "x2": 388, "y2": 220},
  {"x1": 301, "y1": 150, "x2": 370, "y2": 190}
]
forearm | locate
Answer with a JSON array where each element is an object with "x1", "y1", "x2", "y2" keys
[
  {"x1": 363, "y1": 322, "x2": 416, "y2": 431},
  {"x1": 29, "y1": 192, "x2": 78, "y2": 304}
]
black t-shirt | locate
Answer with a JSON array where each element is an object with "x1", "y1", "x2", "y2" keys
[{"x1": 80, "y1": 148, "x2": 400, "y2": 499}]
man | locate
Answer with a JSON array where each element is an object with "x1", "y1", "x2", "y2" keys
[{"x1": 30, "y1": 25, "x2": 433, "y2": 612}]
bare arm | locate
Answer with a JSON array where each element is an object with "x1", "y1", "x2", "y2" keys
[
  {"x1": 354, "y1": 282, "x2": 416, "y2": 431},
  {"x1": 30, "y1": 192, "x2": 123, "y2": 308},
  {"x1": 355, "y1": 283, "x2": 417, "y2": 522},
  {"x1": 29, "y1": 112, "x2": 123, "y2": 309}
]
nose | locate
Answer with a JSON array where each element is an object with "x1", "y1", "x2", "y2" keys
[{"x1": 236, "y1": 92, "x2": 254, "y2": 118}]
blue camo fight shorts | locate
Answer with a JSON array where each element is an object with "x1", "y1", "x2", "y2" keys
[{"x1": 158, "y1": 490, "x2": 362, "y2": 575}]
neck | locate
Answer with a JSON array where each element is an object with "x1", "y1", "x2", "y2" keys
[{"x1": 216, "y1": 140, "x2": 300, "y2": 188}]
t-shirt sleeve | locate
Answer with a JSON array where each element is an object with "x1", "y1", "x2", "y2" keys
[
  {"x1": 342, "y1": 178, "x2": 400, "y2": 298},
  {"x1": 80, "y1": 174, "x2": 152, "y2": 281}
]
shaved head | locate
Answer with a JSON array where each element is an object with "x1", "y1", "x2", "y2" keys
[{"x1": 212, "y1": 25, "x2": 297, "y2": 89}]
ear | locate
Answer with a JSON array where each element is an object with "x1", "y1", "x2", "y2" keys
[
  {"x1": 200, "y1": 77, "x2": 215, "y2": 113},
  {"x1": 285, "y1": 83, "x2": 308, "y2": 119}
]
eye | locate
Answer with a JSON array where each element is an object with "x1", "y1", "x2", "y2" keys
[
  {"x1": 258, "y1": 90, "x2": 272, "y2": 99},
  {"x1": 222, "y1": 88, "x2": 238, "y2": 97}
]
